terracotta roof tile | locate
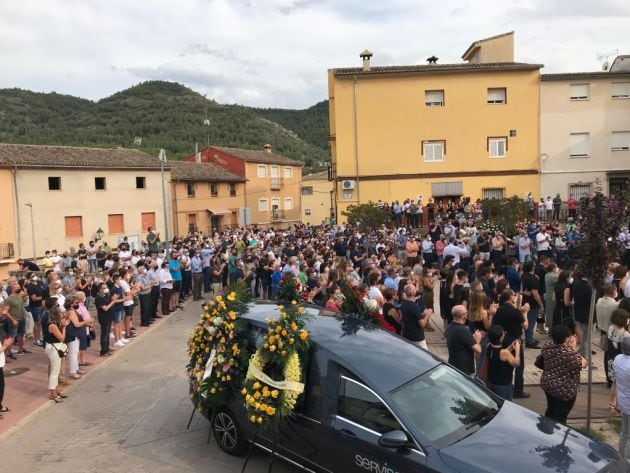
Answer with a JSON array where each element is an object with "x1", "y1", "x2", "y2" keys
[
  {"x1": 541, "y1": 71, "x2": 630, "y2": 81},
  {"x1": 212, "y1": 146, "x2": 304, "y2": 166},
  {"x1": 0, "y1": 143, "x2": 165, "y2": 169},
  {"x1": 332, "y1": 62, "x2": 542, "y2": 77},
  {"x1": 170, "y1": 160, "x2": 245, "y2": 182}
]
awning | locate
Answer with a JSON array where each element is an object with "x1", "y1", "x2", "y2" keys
[
  {"x1": 207, "y1": 208, "x2": 233, "y2": 216},
  {"x1": 431, "y1": 181, "x2": 463, "y2": 197}
]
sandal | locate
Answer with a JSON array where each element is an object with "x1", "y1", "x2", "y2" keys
[
  {"x1": 57, "y1": 392, "x2": 68, "y2": 399},
  {"x1": 0, "y1": 407, "x2": 9, "y2": 413},
  {"x1": 49, "y1": 396, "x2": 64, "y2": 403}
]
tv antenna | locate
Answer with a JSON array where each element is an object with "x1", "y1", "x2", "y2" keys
[
  {"x1": 203, "y1": 94, "x2": 210, "y2": 148},
  {"x1": 597, "y1": 49, "x2": 618, "y2": 71}
]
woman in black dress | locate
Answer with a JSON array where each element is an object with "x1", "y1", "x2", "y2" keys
[{"x1": 553, "y1": 270, "x2": 573, "y2": 331}]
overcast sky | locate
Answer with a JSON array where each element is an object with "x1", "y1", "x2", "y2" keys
[{"x1": 1, "y1": 0, "x2": 628, "y2": 109}]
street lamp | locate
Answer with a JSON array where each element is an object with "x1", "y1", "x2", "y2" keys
[
  {"x1": 159, "y1": 149, "x2": 170, "y2": 256},
  {"x1": 95, "y1": 227, "x2": 104, "y2": 241},
  {"x1": 24, "y1": 203, "x2": 36, "y2": 262}
]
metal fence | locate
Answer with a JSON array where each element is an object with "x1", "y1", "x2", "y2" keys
[{"x1": 0, "y1": 243, "x2": 15, "y2": 260}]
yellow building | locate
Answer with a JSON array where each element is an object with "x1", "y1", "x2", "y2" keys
[
  {"x1": 0, "y1": 164, "x2": 18, "y2": 278},
  {"x1": 186, "y1": 145, "x2": 303, "y2": 227},
  {"x1": 301, "y1": 171, "x2": 333, "y2": 225},
  {"x1": 0, "y1": 144, "x2": 172, "y2": 257},
  {"x1": 170, "y1": 161, "x2": 246, "y2": 235},
  {"x1": 328, "y1": 32, "x2": 542, "y2": 220}
]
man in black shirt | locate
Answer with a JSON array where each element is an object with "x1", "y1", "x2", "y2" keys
[
  {"x1": 521, "y1": 261, "x2": 544, "y2": 348},
  {"x1": 493, "y1": 289, "x2": 530, "y2": 398},
  {"x1": 26, "y1": 274, "x2": 46, "y2": 347},
  {"x1": 446, "y1": 305, "x2": 482, "y2": 375},
  {"x1": 400, "y1": 285, "x2": 432, "y2": 349},
  {"x1": 95, "y1": 282, "x2": 119, "y2": 356}
]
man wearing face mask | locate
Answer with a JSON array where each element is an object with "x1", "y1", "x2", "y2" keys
[
  {"x1": 146, "y1": 227, "x2": 160, "y2": 254},
  {"x1": 135, "y1": 262, "x2": 153, "y2": 327},
  {"x1": 61, "y1": 267, "x2": 76, "y2": 296},
  {"x1": 27, "y1": 274, "x2": 46, "y2": 347},
  {"x1": 95, "y1": 282, "x2": 119, "y2": 356}
]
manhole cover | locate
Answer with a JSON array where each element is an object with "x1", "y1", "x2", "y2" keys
[{"x1": 5, "y1": 367, "x2": 30, "y2": 377}]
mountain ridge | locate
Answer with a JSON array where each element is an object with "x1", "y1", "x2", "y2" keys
[{"x1": 0, "y1": 80, "x2": 330, "y2": 172}]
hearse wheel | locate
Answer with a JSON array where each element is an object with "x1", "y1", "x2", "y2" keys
[{"x1": 213, "y1": 407, "x2": 247, "y2": 456}]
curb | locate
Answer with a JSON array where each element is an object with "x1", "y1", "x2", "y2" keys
[{"x1": 0, "y1": 297, "x2": 195, "y2": 442}]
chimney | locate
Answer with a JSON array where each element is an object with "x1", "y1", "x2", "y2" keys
[
  {"x1": 360, "y1": 50, "x2": 373, "y2": 72},
  {"x1": 195, "y1": 142, "x2": 201, "y2": 163},
  {"x1": 263, "y1": 144, "x2": 272, "y2": 154},
  {"x1": 427, "y1": 55, "x2": 438, "y2": 65}
]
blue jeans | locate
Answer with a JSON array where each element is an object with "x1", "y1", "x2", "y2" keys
[
  {"x1": 525, "y1": 306, "x2": 540, "y2": 345},
  {"x1": 88, "y1": 259, "x2": 98, "y2": 273},
  {"x1": 490, "y1": 383, "x2": 513, "y2": 401}
]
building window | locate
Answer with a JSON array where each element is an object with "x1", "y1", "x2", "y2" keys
[
  {"x1": 569, "y1": 184, "x2": 591, "y2": 200},
  {"x1": 425, "y1": 90, "x2": 444, "y2": 107},
  {"x1": 141, "y1": 212, "x2": 155, "y2": 231},
  {"x1": 422, "y1": 140, "x2": 445, "y2": 162},
  {"x1": 48, "y1": 176, "x2": 61, "y2": 190},
  {"x1": 257, "y1": 165, "x2": 267, "y2": 178},
  {"x1": 488, "y1": 137, "x2": 507, "y2": 158},
  {"x1": 108, "y1": 214, "x2": 124, "y2": 234},
  {"x1": 210, "y1": 183, "x2": 219, "y2": 197},
  {"x1": 612, "y1": 131, "x2": 630, "y2": 151},
  {"x1": 570, "y1": 132, "x2": 590, "y2": 157},
  {"x1": 186, "y1": 182, "x2": 196, "y2": 197},
  {"x1": 612, "y1": 82, "x2": 630, "y2": 99},
  {"x1": 302, "y1": 186, "x2": 314, "y2": 196},
  {"x1": 258, "y1": 198, "x2": 268, "y2": 212},
  {"x1": 229, "y1": 183, "x2": 237, "y2": 197},
  {"x1": 483, "y1": 188, "x2": 505, "y2": 200},
  {"x1": 270, "y1": 166, "x2": 279, "y2": 178},
  {"x1": 271, "y1": 198, "x2": 280, "y2": 219},
  {"x1": 283, "y1": 167, "x2": 293, "y2": 179},
  {"x1": 136, "y1": 176, "x2": 146, "y2": 189},
  {"x1": 305, "y1": 209, "x2": 312, "y2": 216},
  {"x1": 95, "y1": 177, "x2": 106, "y2": 190},
  {"x1": 284, "y1": 197, "x2": 293, "y2": 210},
  {"x1": 64, "y1": 216, "x2": 82, "y2": 237},
  {"x1": 487, "y1": 87, "x2": 507, "y2": 104},
  {"x1": 570, "y1": 83, "x2": 589, "y2": 101}
]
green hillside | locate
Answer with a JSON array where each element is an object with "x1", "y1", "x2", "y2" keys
[{"x1": 0, "y1": 81, "x2": 330, "y2": 172}]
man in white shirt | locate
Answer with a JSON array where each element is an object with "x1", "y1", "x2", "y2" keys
[
  {"x1": 544, "y1": 197, "x2": 553, "y2": 221},
  {"x1": 536, "y1": 230, "x2": 551, "y2": 259},
  {"x1": 443, "y1": 237, "x2": 469, "y2": 266},
  {"x1": 613, "y1": 337, "x2": 630, "y2": 462},
  {"x1": 118, "y1": 248, "x2": 132, "y2": 267}
]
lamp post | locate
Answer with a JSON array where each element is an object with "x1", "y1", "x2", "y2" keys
[
  {"x1": 159, "y1": 149, "x2": 170, "y2": 254},
  {"x1": 24, "y1": 202, "x2": 36, "y2": 262}
]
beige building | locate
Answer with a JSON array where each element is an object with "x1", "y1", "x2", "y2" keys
[
  {"x1": 0, "y1": 165, "x2": 18, "y2": 278},
  {"x1": 301, "y1": 171, "x2": 333, "y2": 225},
  {"x1": 541, "y1": 59, "x2": 630, "y2": 199},
  {"x1": 0, "y1": 144, "x2": 171, "y2": 256},
  {"x1": 170, "y1": 161, "x2": 246, "y2": 235},
  {"x1": 185, "y1": 145, "x2": 303, "y2": 227}
]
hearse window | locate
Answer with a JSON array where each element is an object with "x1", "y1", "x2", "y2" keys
[
  {"x1": 337, "y1": 377, "x2": 401, "y2": 434},
  {"x1": 294, "y1": 347, "x2": 323, "y2": 419}
]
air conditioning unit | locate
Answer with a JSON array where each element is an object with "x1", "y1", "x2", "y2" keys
[{"x1": 342, "y1": 180, "x2": 356, "y2": 190}]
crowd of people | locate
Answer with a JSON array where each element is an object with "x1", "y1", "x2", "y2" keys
[{"x1": 3, "y1": 203, "x2": 630, "y2": 457}]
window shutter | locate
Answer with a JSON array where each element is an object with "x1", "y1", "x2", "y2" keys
[
  {"x1": 612, "y1": 82, "x2": 630, "y2": 98},
  {"x1": 569, "y1": 184, "x2": 590, "y2": 200},
  {"x1": 425, "y1": 90, "x2": 444, "y2": 106},
  {"x1": 570, "y1": 133, "x2": 589, "y2": 156},
  {"x1": 489, "y1": 139, "x2": 498, "y2": 157},
  {"x1": 487, "y1": 88, "x2": 506, "y2": 103},
  {"x1": 612, "y1": 131, "x2": 630, "y2": 150},
  {"x1": 570, "y1": 83, "x2": 589, "y2": 100},
  {"x1": 483, "y1": 188, "x2": 504, "y2": 199},
  {"x1": 431, "y1": 181, "x2": 463, "y2": 196}
]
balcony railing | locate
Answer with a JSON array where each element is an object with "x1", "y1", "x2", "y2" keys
[
  {"x1": 0, "y1": 243, "x2": 15, "y2": 260},
  {"x1": 270, "y1": 177, "x2": 283, "y2": 190}
]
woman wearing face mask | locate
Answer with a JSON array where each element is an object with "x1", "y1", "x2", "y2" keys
[
  {"x1": 63, "y1": 295, "x2": 91, "y2": 379},
  {"x1": 49, "y1": 282, "x2": 65, "y2": 312},
  {"x1": 110, "y1": 274, "x2": 127, "y2": 348},
  {"x1": 75, "y1": 291, "x2": 93, "y2": 368},
  {"x1": 553, "y1": 270, "x2": 574, "y2": 330},
  {"x1": 44, "y1": 305, "x2": 69, "y2": 402}
]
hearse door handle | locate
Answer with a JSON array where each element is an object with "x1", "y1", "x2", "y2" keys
[{"x1": 339, "y1": 429, "x2": 357, "y2": 439}]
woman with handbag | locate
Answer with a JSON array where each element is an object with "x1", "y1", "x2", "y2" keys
[
  {"x1": 44, "y1": 305, "x2": 69, "y2": 403},
  {"x1": 75, "y1": 291, "x2": 94, "y2": 368},
  {"x1": 484, "y1": 325, "x2": 521, "y2": 400}
]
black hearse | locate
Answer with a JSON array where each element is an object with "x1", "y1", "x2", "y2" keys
[{"x1": 201, "y1": 302, "x2": 621, "y2": 473}]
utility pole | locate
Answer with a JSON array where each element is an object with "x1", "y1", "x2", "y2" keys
[
  {"x1": 25, "y1": 202, "x2": 36, "y2": 262},
  {"x1": 203, "y1": 94, "x2": 210, "y2": 149}
]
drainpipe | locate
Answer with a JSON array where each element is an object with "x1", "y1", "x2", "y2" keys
[
  {"x1": 173, "y1": 180, "x2": 179, "y2": 236},
  {"x1": 352, "y1": 75, "x2": 361, "y2": 204},
  {"x1": 12, "y1": 165, "x2": 22, "y2": 258}
]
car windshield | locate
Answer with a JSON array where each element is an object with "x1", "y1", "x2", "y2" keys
[{"x1": 390, "y1": 364, "x2": 500, "y2": 448}]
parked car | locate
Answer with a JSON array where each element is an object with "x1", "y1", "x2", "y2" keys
[{"x1": 198, "y1": 302, "x2": 621, "y2": 473}]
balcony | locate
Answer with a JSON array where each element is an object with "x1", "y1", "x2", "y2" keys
[
  {"x1": 271, "y1": 208, "x2": 300, "y2": 222},
  {"x1": 270, "y1": 177, "x2": 283, "y2": 190},
  {"x1": 0, "y1": 243, "x2": 15, "y2": 260}
]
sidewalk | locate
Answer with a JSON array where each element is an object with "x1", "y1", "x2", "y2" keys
[{"x1": 0, "y1": 297, "x2": 194, "y2": 437}]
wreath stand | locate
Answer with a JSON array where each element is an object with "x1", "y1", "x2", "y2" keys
[{"x1": 240, "y1": 426, "x2": 279, "y2": 473}]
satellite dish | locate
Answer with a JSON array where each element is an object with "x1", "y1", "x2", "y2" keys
[{"x1": 203, "y1": 119, "x2": 210, "y2": 126}]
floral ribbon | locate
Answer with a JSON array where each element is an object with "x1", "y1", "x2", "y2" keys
[
  {"x1": 202, "y1": 348, "x2": 217, "y2": 382},
  {"x1": 249, "y1": 364, "x2": 304, "y2": 394}
]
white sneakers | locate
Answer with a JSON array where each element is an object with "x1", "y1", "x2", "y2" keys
[{"x1": 114, "y1": 341, "x2": 125, "y2": 348}]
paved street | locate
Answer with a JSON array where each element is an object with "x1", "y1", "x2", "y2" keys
[{"x1": 0, "y1": 301, "x2": 295, "y2": 473}]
